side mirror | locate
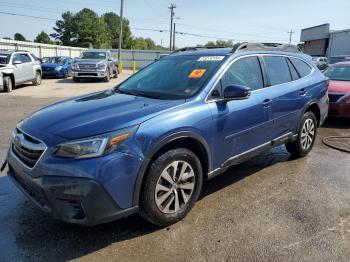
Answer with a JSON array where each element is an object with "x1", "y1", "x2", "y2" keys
[
  {"x1": 13, "y1": 60, "x2": 22, "y2": 65},
  {"x1": 223, "y1": 85, "x2": 251, "y2": 101}
]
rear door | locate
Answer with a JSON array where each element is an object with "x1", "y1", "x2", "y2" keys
[
  {"x1": 262, "y1": 55, "x2": 309, "y2": 139},
  {"x1": 209, "y1": 56, "x2": 273, "y2": 167}
]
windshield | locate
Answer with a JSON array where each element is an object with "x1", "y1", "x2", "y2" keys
[
  {"x1": 324, "y1": 66, "x2": 350, "y2": 81},
  {"x1": 42, "y1": 57, "x2": 67, "y2": 64},
  {"x1": 0, "y1": 54, "x2": 10, "y2": 64},
  {"x1": 81, "y1": 52, "x2": 106, "y2": 59},
  {"x1": 116, "y1": 55, "x2": 226, "y2": 99}
]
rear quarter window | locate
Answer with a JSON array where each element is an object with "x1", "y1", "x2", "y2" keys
[{"x1": 290, "y1": 57, "x2": 312, "y2": 78}]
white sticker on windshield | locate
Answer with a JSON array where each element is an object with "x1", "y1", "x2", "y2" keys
[{"x1": 198, "y1": 56, "x2": 225, "y2": 62}]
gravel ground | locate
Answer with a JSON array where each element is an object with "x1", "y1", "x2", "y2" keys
[{"x1": 0, "y1": 74, "x2": 350, "y2": 262}]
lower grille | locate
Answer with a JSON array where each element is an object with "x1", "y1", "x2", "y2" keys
[
  {"x1": 12, "y1": 128, "x2": 46, "y2": 168},
  {"x1": 9, "y1": 167, "x2": 48, "y2": 209},
  {"x1": 328, "y1": 93, "x2": 344, "y2": 103}
]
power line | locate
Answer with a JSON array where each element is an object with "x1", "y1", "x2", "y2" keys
[{"x1": 0, "y1": 11, "x2": 56, "y2": 20}]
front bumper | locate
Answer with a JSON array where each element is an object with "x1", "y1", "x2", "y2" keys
[
  {"x1": 42, "y1": 70, "x2": 64, "y2": 78},
  {"x1": 328, "y1": 103, "x2": 350, "y2": 119},
  {"x1": 6, "y1": 136, "x2": 144, "y2": 225},
  {"x1": 72, "y1": 70, "x2": 107, "y2": 78},
  {"x1": 7, "y1": 166, "x2": 138, "y2": 225}
]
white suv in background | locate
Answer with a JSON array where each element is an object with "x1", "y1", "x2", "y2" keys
[{"x1": 0, "y1": 50, "x2": 42, "y2": 93}]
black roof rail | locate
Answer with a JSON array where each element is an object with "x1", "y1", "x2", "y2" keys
[
  {"x1": 171, "y1": 46, "x2": 230, "y2": 54},
  {"x1": 232, "y1": 42, "x2": 301, "y2": 53}
]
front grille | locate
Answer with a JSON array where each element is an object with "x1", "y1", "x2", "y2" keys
[
  {"x1": 328, "y1": 93, "x2": 344, "y2": 103},
  {"x1": 78, "y1": 64, "x2": 96, "y2": 71},
  {"x1": 12, "y1": 128, "x2": 46, "y2": 168},
  {"x1": 42, "y1": 67, "x2": 53, "y2": 71}
]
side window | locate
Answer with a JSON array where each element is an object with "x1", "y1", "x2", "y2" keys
[
  {"x1": 290, "y1": 57, "x2": 312, "y2": 78},
  {"x1": 263, "y1": 56, "x2": 292, "y2": 86},
  {"x1": 287, "y1": 58, "x2": 300, "y2": 80},
  {"x1": 12, "y1": 54, "x2": 21, "y2": 63},
  {"x1": 221, "y1": 56, "x2": 264, "y2": 91},
  {"x1": 20, "y1": 54, "x2": 31, "y2": 63}
]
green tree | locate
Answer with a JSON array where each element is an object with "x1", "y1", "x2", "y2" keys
[
  {"x1": 14, "y1": 33, "x2": 26, "y2": 41},
  {"x1": 203, "y1": 40, "x2": 234, "y2": 48},
  {"x1": 51, "y1": 9, "x2": 111, "y2": 48},
  {"x1": 102, "y1": 12, "x2": 133, "y2": 49},
  {"x1": 132, "y1": 37, "x2": 158, "y2": 50},
  {"x1": 34, "y1": 31, "x2": 52, "y2": 44}
]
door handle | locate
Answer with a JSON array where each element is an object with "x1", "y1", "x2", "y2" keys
[
  {"x1": 299, "y1": 88, "x2": 307, "y2": 96},
  {"x1": 262, "y1": 99, "x2": 272, "y2": 107}
]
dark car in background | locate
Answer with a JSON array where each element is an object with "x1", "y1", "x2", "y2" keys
[
  {"x1": 41, "y1": 56, "x2": 73, "y2": 79},
  {"x1": 324, "y1": 62, "x2": 350, "y2": 119}
]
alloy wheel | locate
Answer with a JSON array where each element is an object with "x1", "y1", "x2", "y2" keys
[
  {"x1": 301, "y1": 118, "x2": 315, "y2": 150},
  {"x1": 155, "y1": 160, "x2": 195, "y2": 214}
]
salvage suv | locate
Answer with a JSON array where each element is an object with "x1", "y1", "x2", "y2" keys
[
  {"x1": 3, "y1": 43, "x2": 329, "y2": 226},
  {"x1": 0, "y1": 50, "x2": 42, "y2": 92},
  {"x1": 72, "y1": 49, "x2": 118, "y2": 82}
]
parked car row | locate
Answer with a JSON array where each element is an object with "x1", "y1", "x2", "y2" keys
[{"x1": 0, "y1": 49, "x2": 119, "y2": 93}]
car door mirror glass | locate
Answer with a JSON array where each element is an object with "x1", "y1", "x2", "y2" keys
[{"x1": 223, "y1": 85, "x2": 251, "y2": 101}]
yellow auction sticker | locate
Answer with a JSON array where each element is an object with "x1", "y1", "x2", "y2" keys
[{"x1": 188, "y1": 69, "x2": 207, "y2": 79}]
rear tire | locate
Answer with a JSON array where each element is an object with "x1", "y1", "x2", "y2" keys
[
  {"x1": 286, "y1": 111, "x2": 317, "y2": 158},
  {"x1": 32, "y1": 71, "x2": 42, "y2": 86},
  {"x1": 3, "y1": 76, "x2": 13, "y2": 93},
  {"x1": 140, "y1": 148, "x2": 203, "y2": 226}
]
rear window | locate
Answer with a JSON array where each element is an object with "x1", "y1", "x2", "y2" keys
[
  {"x1": 290, "y1": 57, "x2": 312, "y2": 77},
  {"x1": 263, "y1": 56, "x2": 291, "y2": 86}
]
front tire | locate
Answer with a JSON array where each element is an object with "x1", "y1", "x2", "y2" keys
[
  {"x1": 140, "y1": 148, "x2": 203, "y2": 226},
  {"x1": 3, "y1": 76, "x2": 13, "y2": 92},
  {"x1": 32, "y1": 71, "x2": 42, "y2": 86},
  {"x1": 73, "y1": 77, "x2": 80, "y2": 82},
  {"x1": 103, "y1": 69, "x2": 111, "y2": 82},
  {"x1": 286, "y1": 111, "x2": 317, "y2": 158}
]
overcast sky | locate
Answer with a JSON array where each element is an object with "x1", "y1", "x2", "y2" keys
[{"x1": 0, "y1": 0, "x2": 349, "y2": 48}]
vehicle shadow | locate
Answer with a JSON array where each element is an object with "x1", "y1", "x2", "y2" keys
[
  {"x1": 56, "y1": 78, "x2": 105, "y2": 84},
  {"x1": 3, "y1": 146, "x2": 291, "y2": 261}
]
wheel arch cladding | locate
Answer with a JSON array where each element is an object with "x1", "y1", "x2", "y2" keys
[
  {"x1": 306, "y1": 103, "x2": 321, "y2": 127},
  {"x1": 132, "y1": 133, "x2": 211, "y2": 206}
]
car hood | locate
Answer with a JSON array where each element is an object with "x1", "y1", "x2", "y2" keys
[
  {"x1": 20, "y1": 90, "x2": 184, "y2": 140},
  {"x1": 41, "y1": 63, "x2": 65, "y2": 68},
  {"x1": 328, "y1": 80, "x2": 350, "y2": 93}
]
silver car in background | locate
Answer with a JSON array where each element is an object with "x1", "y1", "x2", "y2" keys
[
  {"x1": 0, "y1": 50, "x2": 42, "y2": 93},
  {"x1": 71, "y1": 49, "x2": 118, "y2": 82}
]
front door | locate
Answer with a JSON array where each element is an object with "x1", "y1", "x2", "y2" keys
[{"x1": 209, "y1": 56, "x2": 273, "y2": 169}]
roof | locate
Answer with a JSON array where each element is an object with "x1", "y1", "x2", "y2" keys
[
  {"x1": 0, "y1": 49, "x2": 30, "y2": 54},
  {"x1": 168, "y1": 43, "x2": 303, "y2": 59}
]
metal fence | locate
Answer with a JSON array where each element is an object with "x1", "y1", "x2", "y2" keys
[{"x1": 0, "y1": 39, "x2": 171, "y2": 69}]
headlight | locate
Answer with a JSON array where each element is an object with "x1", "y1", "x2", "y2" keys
[
  {"x1": 71, "y1": 63, "x2": 78, "y2": 70},
  {"x1": 97, "y1": 63, "x2": 107, "y2": 70},
  {"x1": 55, "y1": 66, "x2": 63, "y2": 71},
  {"x1": 55, "y1": 126, "x2": 138, "y2": 159}
]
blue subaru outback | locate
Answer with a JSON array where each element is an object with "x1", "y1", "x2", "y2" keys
[{"x1": 4, "y1": 43, "x2": 329, "y2": 226}]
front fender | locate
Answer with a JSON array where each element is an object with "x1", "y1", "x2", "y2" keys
[{"x1": 132, "y1": 130, "x2": 211, "y2": 206}]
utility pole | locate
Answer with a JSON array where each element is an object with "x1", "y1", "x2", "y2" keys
[
  {"x1": 288, "y1": 30, "x2": 295, "y2": 45},
  {"x1": 168, "y1": 3, "x2": 176, "y2": 51},
  {"x1": 172, "y1": 23, "x2": 176, "y2": 50},
  {"x1": 118, "y1": 0, "x2": 124, "y2": 63}
]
